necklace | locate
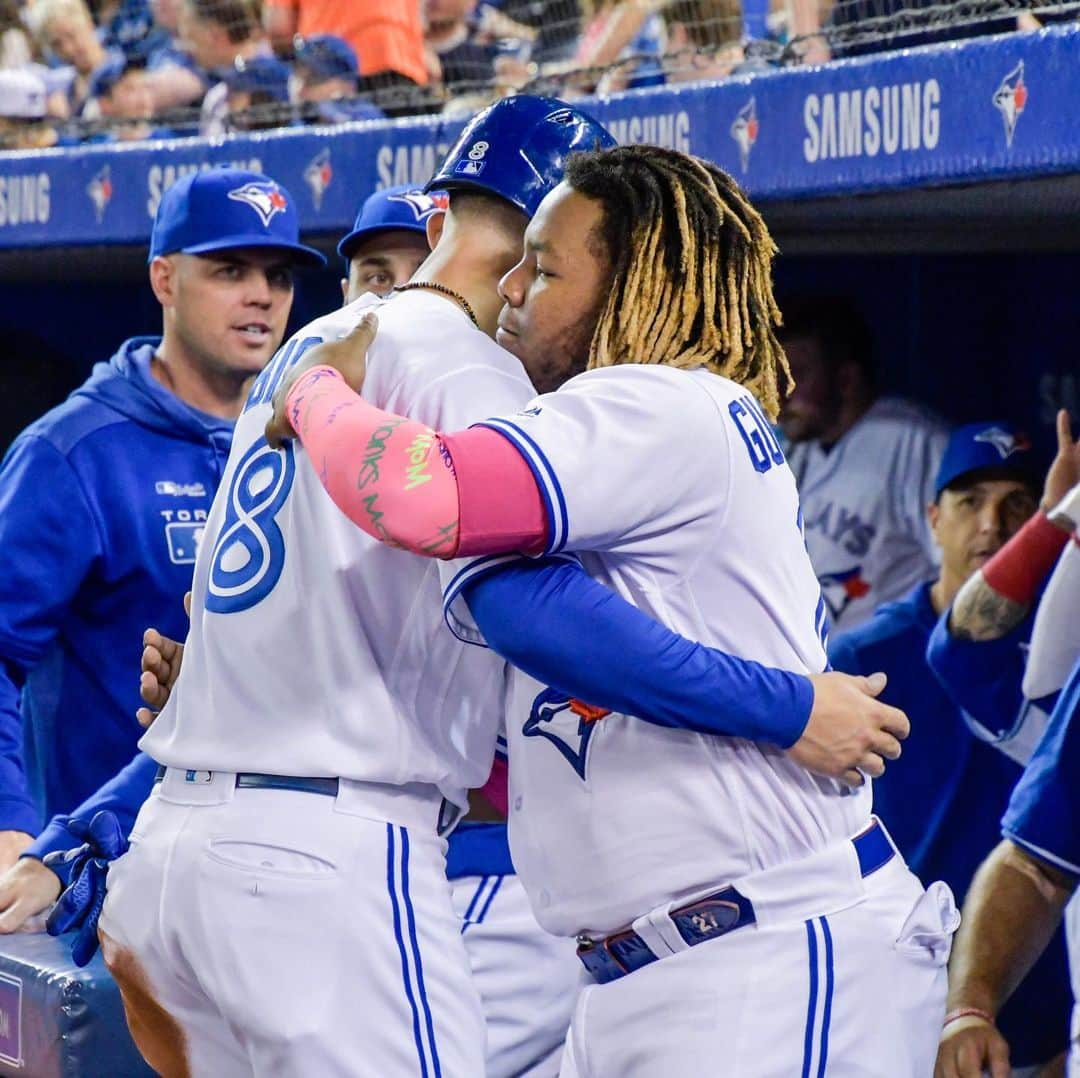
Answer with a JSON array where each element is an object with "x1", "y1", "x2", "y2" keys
[{"x1": 392, "y1": 281, "x2": 479, "y2": 330}]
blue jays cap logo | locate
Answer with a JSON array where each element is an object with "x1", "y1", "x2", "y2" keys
[
  {"x1": 974, "y1": 425, "x2": 1030, "y2": 458},
  {"x1": 992, "y1": 61, "x2": 1027, "y2": 148},
  {"x1": 388, "y1": 189, "x2": 441, "y2": 221},
  {"x1": 228, "y1": 181, "x2": 290, "y2": 227},
  {"x1": 87, "y1": 165, "x2": 113, "y2": 224},
  {"x1": 303, "y1": 149, "x2": 333, "y2": 211},
  {"x1": 730, "y1": 97, "x2": 758, "y2": 174}
]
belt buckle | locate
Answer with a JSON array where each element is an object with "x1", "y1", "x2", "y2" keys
[{"x1": 577, "y1": 928, "x2": 657, "y2": 984}]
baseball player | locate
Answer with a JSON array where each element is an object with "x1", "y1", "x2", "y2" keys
[
  {"x1": 57, "y1": 105, "x2": 907, "y2": 1078},
  {"x1": 96, "y1": 96, "x2": 616, "y2": 1078},
  {"x1": 778, "y1": 297, "x2": 949, "y2": 631},
  {"x1": 337, "y1": 183, "x2": 443, "y2": 302},
  {"x1": 927, "y1": 411, "x2": 1080, "y2": 761},
  {"x1": 935, "y1": 656, "x2": 1080, "y2": 1078},
  {"x1": 829, "y1": 422, "x2": 1072, "y2": 1070},
  {"x1": 0, "y1": 166, "x2": 317, "y2": 889},
  {"x1": 269, "y1": 145, "x2": 946, "y2": 1075}
]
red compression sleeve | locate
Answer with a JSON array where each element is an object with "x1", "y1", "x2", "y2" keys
[
  {"x1": 981, "y1": 511, "x2": 1070, "y2": 605},
  {"x1": 286, "y1": 367, "x2": 548, "y2": 558}
]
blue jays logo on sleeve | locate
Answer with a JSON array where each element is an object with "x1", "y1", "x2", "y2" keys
[
  {"x1": 523, "y1": 686, "x2": 610, "y2": 780},
  {"x1": 228, "y1": 182, "x2": 289, "y2": 227}
]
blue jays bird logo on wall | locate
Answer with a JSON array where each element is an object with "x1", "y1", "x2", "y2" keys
[
  {"x1": 974, "y1": 425, "x2": 1030, "y2": 458},
  {"x1": 992, "y1": 61, "x2": 1027, "y2": 148},
  {"x1": 523, "y1": 687, "x2": 610, "y2": 780},
  {"x1": 228, "y1": 181, "x2": 289, "y2": 227},
  {"x1": 304, "y1": 150, "x2": 333, "y2": 210},
  {"x1": 819, "y1": 565, "x2": 870, "y2": 623},
  {"x1": 730, "y1": 98, "x2": 758, "y2": 174},
  {"x1": 87, "y1": 165, "x2": 113, "y2": 223}
]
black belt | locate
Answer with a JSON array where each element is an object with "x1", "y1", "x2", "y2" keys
[
  {"x1": 577, "y1": 819, "x2": 895, "y2": 985},
  {"x1": 154, "y1": 765, "x2": 339, "y2": 797}
]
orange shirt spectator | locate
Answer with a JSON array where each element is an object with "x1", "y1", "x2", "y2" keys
[{"x1": 265, "y1": 0, "x2": 428, "y2": 86}]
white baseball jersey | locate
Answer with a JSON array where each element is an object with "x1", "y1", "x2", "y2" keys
[
  {"x1": 445, "y1": 364, "x2": 872, "y2": 938},
  {"x1": 140, "y1": 290, "x2": 535, "y2": 811},
  {"x1": 786, "y1": 397, "x2": 948, "y2": 632}
]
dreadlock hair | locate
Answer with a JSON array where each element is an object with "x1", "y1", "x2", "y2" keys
[{"x1": 563, "y1": 144, "x2": 792, "y2": 420}]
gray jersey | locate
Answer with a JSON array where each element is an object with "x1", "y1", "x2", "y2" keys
[{"x1": 786, "y1": 397, "x2": 948, "y2": 633}]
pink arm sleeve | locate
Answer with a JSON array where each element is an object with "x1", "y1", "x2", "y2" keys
[{"x1": 285, "y1": 366, "x2": 547, "y2": 558}]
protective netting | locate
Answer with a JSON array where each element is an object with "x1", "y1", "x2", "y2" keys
[{"x1": 0, "y1": 0, "x2": 1077, "y2": 149}]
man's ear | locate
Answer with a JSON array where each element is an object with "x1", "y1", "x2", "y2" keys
[
  {"x1": 426, "y1": 210, "x2": 446, "y2": 251},
  {"x1": 927, "y1": 500, "x2": 941, "y2": 543},
  {"x1": 148, "y1": 255, "x2": 177, "y2": 309}
]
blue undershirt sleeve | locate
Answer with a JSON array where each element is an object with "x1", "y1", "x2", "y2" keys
[
  {"x1": 23, "y1": 752, "x2": 158, "y2": 886},
  {"x1": 462, "y1": 558, "x2": 814, "y2": 748}
]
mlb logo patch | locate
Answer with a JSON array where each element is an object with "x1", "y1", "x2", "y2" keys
[
  {"x1": 166, "y1": 522, "x2": 205, "y2": 564},
  {"x1": 454, "y1": 159, "x2": 486, "y2": 176},
  {"x1": 184, "y1": 770, "x2": 213, "y2": 784}
]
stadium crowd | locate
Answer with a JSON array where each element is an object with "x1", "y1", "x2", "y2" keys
[{"x1": 0, "y1": 0, "x2": 1073, "y2": 149}]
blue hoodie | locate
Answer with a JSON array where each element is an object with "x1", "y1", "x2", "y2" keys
[{"x1": 0, "y1": 338, "x2": 233, "y2": 834}]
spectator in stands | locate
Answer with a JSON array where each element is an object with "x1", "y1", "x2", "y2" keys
[
  {"x1": 179, "y1": 0, "x2": 276, "y2": 135},
  {"x1": 216, "y1": 51, "x2": 289, "y2": 131},
  {"x1": 26, "y1": 0, "x2": 118, "y2": 112},
  {"x1": 778, "y1": 296, "x2": 947, "y2": 632},
  {"x1": 424, "y1": 0, "x2": 498, "y2": 90},
  {"x1": 573, "y1": 0, "x2": 666, "y2": 91},
  {"x1": 292, "y1": 32, "x2": 384, "y2": 124},
  {"x1": 0, "y1": 0, "x2": 33, "y2": 68},
  {"x1": 138, "y1": 0, "x2": 209, "y2": 113},
  {"x1": 483, "y1": 0, "x2": 581, "y2": 63},
  {"x1": 788, "y1": 0, "x2": 1071, "y2": 65},
  {"x1": 264, "y1": 0, "x2": 430, "y2": 115},
  {"x1": 0, "y1": 65, "x2": 58, "y2": 146},
  {"x1": 662, "y1": 0, "x2": 744, "y2": 83},
  {"x1": 829, "y1": 423, "x2": 1072, "y2": 1073},
  {"x1": 84, "y1": 53, "x2": 176, "y2": 138},
  {"x1": 0, "y1": 168, "x2": 322, "y2": 878}
]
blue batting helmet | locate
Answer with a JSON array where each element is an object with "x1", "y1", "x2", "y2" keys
[{"x1": 424, "y1": 94, "x2": 616, "y2": 218}]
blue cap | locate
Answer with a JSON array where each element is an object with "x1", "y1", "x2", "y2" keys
[
  {"x1": 222, "y1": 55, "x2": 291, "y2": 101},
  {"x1": 934, "y1": 421, "x2": 1038, "y2": 498},
  {"x1": 425, "y1": 94, "x2": 616, "y2": 218},
  {"x1": 294, "y1": 34, "x2": 358, "y2": 82},
  {"x1": 337, "y1": 185, "x2": 447, "y2": 260},
  {"x1": 149, "y1": 168, "x2": 325, "y2": 267},
  {"x1": 87, "y1": 55, "x2": 131, "y2": 100}
]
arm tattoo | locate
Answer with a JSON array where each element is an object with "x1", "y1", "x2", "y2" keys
[{"x1": 949, "y1": 571, "x2": 1029, "y2": 642}]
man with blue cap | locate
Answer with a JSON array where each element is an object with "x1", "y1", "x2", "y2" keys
[
  {"x1": 337, "y1": 183, "x2": 445, "y2": 302},
  {"x1": 0, "y1": 168, "x2": 321, "y2": 914},
  {"x1": 293, "y1": 33, "x2": 385, "y2": 125},
  {"x1": 831, "y1": 420, "x2": 1074, "y2": 1073}
]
